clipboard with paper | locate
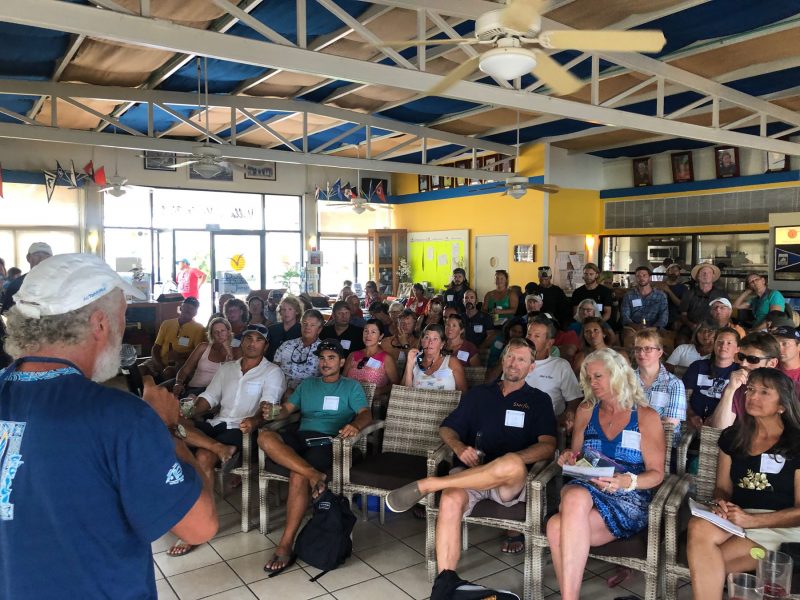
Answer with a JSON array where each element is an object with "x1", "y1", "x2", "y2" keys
[{"x1": 562, "y1": 448, "x2": 628, "y2": 481}]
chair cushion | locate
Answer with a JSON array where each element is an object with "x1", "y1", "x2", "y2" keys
[
  {"x1": 590, "y1": 529, "x2": 648, "y2": 559},
  {"x1": 349, "y1": 452, "x2": 428, "y2": 489},
  {"x1": 468, "y1": 499, "x2": 526, "y2": 521}
]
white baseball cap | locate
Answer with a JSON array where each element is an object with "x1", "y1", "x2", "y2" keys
[
  {"x1": 13, "y1": 253, "x2": 146, "y2": 318},
  {"x1": 27, "y1": 242, "x2": 52, "y2": 256},
  {"x1": 709, "y1": 297, "x2": 732, "y2": 309}
]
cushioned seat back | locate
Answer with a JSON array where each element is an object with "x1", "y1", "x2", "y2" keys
[
  {"x1": 463, "y1": 366, "x2": 487, "y2": 389},
  {"x1": 695, "y1": 426, "x2": 723, "y2": 501},
  {"x1": 381, "y1": 385, "x2": 461, "y2": 457}
]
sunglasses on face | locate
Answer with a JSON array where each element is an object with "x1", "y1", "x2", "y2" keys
[{"x1": 736, "y1": 352, "x2": 772, "y2": 365}]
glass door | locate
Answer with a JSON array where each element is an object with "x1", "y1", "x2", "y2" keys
[{"x1": 211, "y1": 232, "x2": 264, "y2": 309}]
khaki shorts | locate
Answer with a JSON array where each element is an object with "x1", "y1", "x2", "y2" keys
[
  {"x1": 450, "y1": 466, "x2": 527, "y2": 516},
  {"x1": 745, "y1": 509, "x2": 800, "y2": 551}
]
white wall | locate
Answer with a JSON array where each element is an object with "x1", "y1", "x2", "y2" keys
[{"x1": 547, "y1": 144, "x2": 604, "y2": 190}]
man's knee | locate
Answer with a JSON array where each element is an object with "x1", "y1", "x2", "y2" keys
[
  {"x1": 288, "y1": 470, "x2": 309, "y2": 487},
  {"x1": 258, "y1": 430, "x2": 280, "y2": 451},
  {"x1": 490, "y1": 453, "x2": 527, "y2": 485},
  {"x1": 439, "y1": 487, "x2": 469, "y2": 518},
  {"x1": 195, "y1": 448, "x2": 217, "y2": 468}
]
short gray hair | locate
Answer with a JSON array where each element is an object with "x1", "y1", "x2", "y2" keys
[{"x1": 5, "y1": 291, "x2": 121, "y2": 358}]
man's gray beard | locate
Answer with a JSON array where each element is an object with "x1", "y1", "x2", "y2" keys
[
  {"x1": 504, "y1": 372, "x2": 524, "y2": 383},
  {"x1": 91, "y1": 323, "x2": 123, "y2": 383}
]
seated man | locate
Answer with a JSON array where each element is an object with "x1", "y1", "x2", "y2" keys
[
  {"x1": 257, "y1": 339, "x2": 372, "y2": 574},
  {"x1": 321, "y1": 300, "x2": 365, "y2": 357},
  {"x1": 140, "y1": 296, "x2": 206, "y2": 382},
  {"x1": 385, "y1": 338, "x2": 557, "y2": 595},
  {"x1": 169, "y1": 323, "x2": 286, "y2": 556}
]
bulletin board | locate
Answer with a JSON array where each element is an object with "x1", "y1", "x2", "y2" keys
[{"x1": 408, "y1": 230, "x2": 469, "y2": 292}]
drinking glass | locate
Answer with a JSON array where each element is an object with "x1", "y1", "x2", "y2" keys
[
  {"x1": 758, "y1": 550, "x2": 793, "y2": 599},
  {"x1": 728, "y1": 572, "x2": 764, "y2": 600}
]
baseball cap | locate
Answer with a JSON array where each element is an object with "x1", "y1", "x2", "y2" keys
[
  {"x1": 176, "y1": 258, "x2": 190, "y2": 265},
  {"x1": 242, "y1": 323, "x2": 269, "y2": 341},
  {"x1": 771, "y1": 326, "x2": 800, "y2": 341},
  {"x1": 183, "y1": 296, "x2": 200, "y2": 308},
  {"x1": 314, "y1": 338, "x2": 345, "y2": 358},
  {"x1": 13, "y1": 253, "x2": 146, "y2": 318},
  {"x1": 538, "y1": 266, "x2": 552, "y2": 277},
  {"x1": 27, "y1": 242, "x2": 52, "y2": 256},
  {"x1": 709, "y1": 297, "x2": 732, "y2": 309}
]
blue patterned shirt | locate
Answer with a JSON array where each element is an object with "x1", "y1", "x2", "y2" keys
[{"x1": 621, "y1": 288, "x2": 668, "y2": 328}]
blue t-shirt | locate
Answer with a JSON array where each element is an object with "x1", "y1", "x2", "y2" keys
[
  {"x1": 441, "y1": 381, "x2": 557, "y2": 468},
  {"x1": 0, "y1": 367, "x2": 202, "y2": 600},
  {"x1": 291, "y1": 376, "x2": 368, "y2": 435},
  {"x1": 750, "y1": 289, "x2": 785, "y2": 324},
  {"x1": 682, "y1": 358, "x2": 739, "y2": 419}
]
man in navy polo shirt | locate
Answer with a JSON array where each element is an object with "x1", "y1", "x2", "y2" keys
[
  {"x1": 385, "y1": 337, "x2": 557, "y2": 593},
  {"x1": 0, "y1": 253, "x2": 218, "y2": 600}
]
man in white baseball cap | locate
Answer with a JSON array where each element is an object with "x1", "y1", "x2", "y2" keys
[
  {"x1": 708, "y1": 296, "x2": 745, "y2": 338},
  {"x1": 0, "y1": 241, "x2": 53, "y2": 314},
  {"x1": 0, "y1": 253, "x2": 218, "y2": 598}
]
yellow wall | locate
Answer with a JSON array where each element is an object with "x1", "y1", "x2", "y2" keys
[{"x1": 549, "y1": 188, "x2": 602, "y2": 236}]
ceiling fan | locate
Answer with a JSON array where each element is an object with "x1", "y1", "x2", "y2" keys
[
  {"x1": 374, "y1": 0, "x2": 666, "y2": 96},
  {"x1": 328, "y1": 186, "x2": 394, "y2": 214},
  {"x1": 100, "y1": 152, "x2": 133, "y2": 197}
]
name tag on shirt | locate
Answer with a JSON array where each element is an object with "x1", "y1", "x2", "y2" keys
[
  {"x1": 697, "y1": 374, "x2": 714, "y2": 387},
  {"x1": 621, "y1": 430, "x2": 641, "y2": 451},
  {"x1": 760, "y1": 453, "x2": 785, "y2": 474},
  {"x1": 473, "y1": 324, "x2": 484, "y2": 333},
  {"x1": 596, "y1": 303, "x2": 603, "y2": 312},
  {"x1": 231, "y1": 338, "x2": 241, "y2": 348},
  {"x1": 632, "y1": 298, "x2": 643, "y2": 308},
  {"x1": 447, "y1": 295, "x2": 454, "y2": 302},
  {"x1": 366, "y1": 357, "x2": 381, "y2": 369},
  {"x1": 246, "y1": 381, "x2": 262, "y2": 397},
  {"x1": 417, "y1": 302, "x2": 424, "y2": 308},
  {"x1": 341, "y1": 339, "x2": 352, "y2": 350},
  {"x1": 323, "y1": 396, "x2": 340, "y2": 411},
  {"x1": 505, "y1": 409, "x2": 525, "y2": 428},
  {"x1": 494, "y1": 340, "x2": 504, "y2": 349},
  {"x1": 177, "y1": 336, "x2": 190, "y2": 347},
  {"x1": 457, "y1": 350, "x2": 469, "y2": 362},
  {"x1": 649, "y1": 391, "x2": 668, "y2": 408}
]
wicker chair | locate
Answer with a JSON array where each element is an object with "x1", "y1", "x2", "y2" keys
[
  {"x1": 255, "y1": 381, "x2": 376, "y2": 534},
  {"x1": 663, "y1": 425, "x2": 723, "y2": 598},
  {"x1": 463, "y1": 366, "x2": 487, "y2": 389},
  {"x1": 527, "y1": 422, "x2": 678, "y2": 600},
  {"x1": 336, "y1": 385, "x2": 462, "y2": 525}
]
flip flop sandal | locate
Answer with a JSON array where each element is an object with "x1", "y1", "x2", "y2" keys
[
  {"x1": 264, "y1": 552, "x2": 296, "y2": 577},
  {"x1": 166, "y1": 540, "x2": 194, "y2": 558},
  {"x1": 500, "y1": 534, "x2": 525, "y2": 554},
  {"x1": 311, "y1": 477, "x2": 327, "y2": 500},
  {"x1": 607, "y1": 567, "x2": 632, "y2": 588}
]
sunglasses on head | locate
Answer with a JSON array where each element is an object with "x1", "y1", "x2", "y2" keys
[
  {"x1": 736, "y1": 352, "x2": 772, "y2": 365},
  {"x1": 318, "y1": 339, "x2": 341, "y2": 352}
]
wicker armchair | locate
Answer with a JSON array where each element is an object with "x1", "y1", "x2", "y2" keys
[
  {"x1": 255, "y1": 381, "x2": 376, "y2": 534},
  {"x1": 336, "y1": 385, "x2": 462, "y2": 525},
  {"x1": 663, "y1": 425, "x2": 723, "y2": 598},
  {"x1": 527, "y1": 422, "x2": 678, "y2": 600},
  {"x1": 463, "y1": 366, "x2": 487, "y2": 389}
]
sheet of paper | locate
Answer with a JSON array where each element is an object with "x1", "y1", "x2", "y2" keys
[
  {"x1": 562, "y1": 464, "x2": 615, "y2": 480},
  {"x1": 688, "y1": 498, "x2": 745, "y2": 537},
  {"x1": 438, "y1": 254, "x2": 448, "y2": 266},
  {"x1": 427, "y1": 246, "x2": 435, "y2": 260}
]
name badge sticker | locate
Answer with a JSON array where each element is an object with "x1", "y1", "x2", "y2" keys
[
  {"x1": 323, "y1": 396, "x2": 340, "y2": 411},
  {"x1": 505, "y1": 409, "x2": 525, "y2": 428},
  {"x1": 760, "y1": 453, "x2": 785, "y2": 474},
  {"x1": 494, "y1": 340, "x2": 504, "y2": 349},
  {"x1": 366, "y1": 357, "x2": 382, "y2": 369},
  {"x1": 631, "y1": 298, "x2": 643, "y2": 308},
  {"x1": 473, "y1": 325, "x2": 484, "y2": 333},
  {"x1": 621, "y1": 430, "x2": 641, "y2": 451},
  {"x1": 340, "y1": 339, "x2": 352, "y2": 350},
  {"x1": 595, "y1": 303, "x2": 603, "y2": 312},
  {"x1": 697, "y1": 374, "x2": 714, "y2": 387},
  {"x1": 231, "y1": 338, "x2": 241, "y2": 348},
  {"x1": 177, "y1": 336, "x2": 190, "y2": 347},
  {"x1": 649, "y1": 391, "x2": 668, "y2": 408},
  {"x1": 447, "y1": 295, "x2": 454, "y2": 302},
  {"x1": 457, "y1": 350, "x2": 469, "y2": 362}
]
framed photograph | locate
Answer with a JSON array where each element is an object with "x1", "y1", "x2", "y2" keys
[
  {"x1": 632, "y1": 157, "x2": 653, "y2": 187},
  {"x1": 418, "y1": 174, "x2": 429, "y2": 193},
  {"x1": 765, "y1": 151, "x2": 790, "y2": 173},
  {"x1": 244, "y1": 162, "x2": 276, "y2": 180},
  {"x1": 442, "y1": 176, "x2": 453, "y2": 188},
  {"x1": 715, "y1": 146, "x2": 739, "y2": 178},
  {"x1": 143, "y1": 151, "x2": 177, "y2": 171},
  {"x1": 189, "y1": 161, "x2": 234, "y2": 182},
  {"x1": 431, "y1": 175, "x2": 442, "y2": 190},
  {"x1": 670, "y1": 151, "x2": 694, "y2": 183}
]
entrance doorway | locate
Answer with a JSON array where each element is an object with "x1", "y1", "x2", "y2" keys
[{"x1": 474, "y1": 235, "x2": 509, "y2": 299}]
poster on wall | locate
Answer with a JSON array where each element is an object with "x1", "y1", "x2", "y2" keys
[
  {"x1": 774, "y1": 226, "x2": 800, "y2": 281},
  {"x1": 407, "y1": 230, "x2": 469, "y2": 292},
  {"x1": 556, "y1": 251, "x2": 585, "y2": 292}
]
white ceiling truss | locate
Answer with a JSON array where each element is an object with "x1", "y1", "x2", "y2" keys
[{"x1": 0, "y1": 0, "x2": 799, "y2": 177}]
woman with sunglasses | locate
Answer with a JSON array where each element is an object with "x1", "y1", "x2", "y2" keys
[
  {"x1": 568, "y1": 299, "x2": 619, "y2": 346},
  {"x1": 173, "y1": 317, "x2": 234, "y2": 398},
  {"x1": 688, "y1": 368, "x2": 800, "y2": 599},
  {"x1": 343, "y1": 319, "x2": 399, "y2": 411},
  {"x1": 403, "y1": 323, "x2": 467, "y2": 392},
  {"x1": 444, "y1": 313, "x2": 481, "y2": 367},
  {"x1": 707, "y1": 331, "x2": 781, "y2": 429},
  {"x1": 272, "y1": 309, "x2": 324, "y2": 394},
  {"x1": 381, "y1": 309, "x2": 419, "y2": 365},
  {"x1": 483, "y1": 269, "x2": 518, "y2": 328}
]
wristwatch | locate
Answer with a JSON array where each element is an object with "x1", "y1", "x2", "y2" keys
[{"x1": 172, "y1": 423, "x2": 188, "y2": 439}]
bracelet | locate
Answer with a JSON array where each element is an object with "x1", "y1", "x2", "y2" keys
[{"x1": 624, "y1": 472, "x2": 638, "y2": 492}]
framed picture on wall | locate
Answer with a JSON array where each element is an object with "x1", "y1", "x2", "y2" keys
[
  {"x1": 765, "y1": 151, "x2": 790, "y2": 173},
  {"x1": 418, "y1": 174, "x2": 429, "y2": 192},
  {"x1": 442, "y1": 176, "x2": 453, "y2": 188},
  {"x1": 143, "y1": 151, "x2": 177, "y2": 171},
  {"x1": 244, "y1": 162, "x2": 276, "y2": 180},
  {"x1": 189, "y1": 161, "x2": 234, "y2": 182},
  {"x1": 431, "y1": 175, "x2": 442, "y2": 190},
  {"x1": 715, "y1": 146, "x2": 740, "y2": 178},
  {"x1": 632, "y1": 157, "x2": 653, "y2": 187},
  {"x1": 670, "y1": 151, "x2": 694, "y2": 183}
]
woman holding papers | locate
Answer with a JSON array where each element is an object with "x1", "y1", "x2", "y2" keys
[
  {"x1": 547, "y1": 348, "x2": 666, "y2": 600},
  {"x1": 688, "y1": 367, "x2": 800, "y2": 599}
]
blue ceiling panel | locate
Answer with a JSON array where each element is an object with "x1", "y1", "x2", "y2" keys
[
  {"x1": 379, "y1": 97, "x2": 480, "y2": 124},
  {"x1": 297, "y1": 80, "x2": 354, "y2": 103},
  {"x1": 118, "y1": 103, "x2": 199, "y2": 135},
  {"x1": 159, "y1": 60, "x2": 266, "y2": 94},
  {"x1": 0, "y1": 95, "x2": 38, "y2": 124},
  {"x1": 215, "y1": 110, "x2": 294, "y2": 139},
  {"x1": 303, "y1": 123, "x2": 393, "y2": 153},
  {"x1": 0, "y1": 23, "x2": 73, "y2": 80},
  {"x1": 485, "y1": 118, "x2": 602, "y2": 145},
  {"x1": 391, "y1": 143, "x2": 462, "y2": 164}
]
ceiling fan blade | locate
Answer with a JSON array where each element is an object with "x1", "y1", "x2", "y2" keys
[
  {"x1": 527, "y1": 183, "x2": 561, "y2": 194},
  {"x1": 532, "y1": 50, "x2": 583, "y2": 96},
  {"x1": 541, "y1": 29, "x2": 666, "y2": 53},
  {"x1": 365, "y1": 204, "x2": 376, "y2": 212},
  {"x1": 227, "y1": 162, "x2": 247, "y2": 172},
  {"x1": 426, "y1": 55, "x2": 481, "y2": 97},
  {"x1": 375, "y1": 38, "x2": 479, "y2": 49},
  {"x1": 173, "y1": 158, "x2": 199, "y2": 168},
  {"x1": 501, "y1": 0, "x2": 545, "y2": 32}
]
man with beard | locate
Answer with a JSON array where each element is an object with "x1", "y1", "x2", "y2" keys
[
  {"x1": 531, "y1": 266, "x2": 571, "y2": 327},
  {"x1": 569, "y1": 263, "x2": 613, "y2": 323},
  {"x1": 676, "y1": 263, "x2": 727, "y2": 345},
  {"x1": 444, "y1": 268, "x2": 469, "y2": 310},
  {"x1": 0, "y1": 254, "x2": 218, "y2": 599},
  {"x1": 385, "y1": 337, "x2": 556, "y2": 598},
  {"x1": 462, "y1": 288, "x2": 493, "y2": 348}
]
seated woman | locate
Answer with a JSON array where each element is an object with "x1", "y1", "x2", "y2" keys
[
  {"x1": 173, "y1": 317, "x2": 234, "y2": 397},
  {"x1": 246, "y1": 293, "x2": 268, "y2": 326},
  {"x1": 568, "y1": 300, "x2": 619, "y2": 346},
  {"x1": 733, "y1": 272, "x2": 786, "y2": 329},
  {"x1": 223, "y1": 297, "x2": 249, "y2": 349},
  {"x1": 416, "y1": 296, "x2": 444, "y2": 335},
  {"x1": 405, "y1": 283, "x2": 429, "y2": 316},
  {"x1": 486, "y1": 317, "x2": 526, "y2": 369},
  {"x1": 682, "y1": 326, "x2": 740, "y2": 430},
  {"x1": 381, "y1": 309, "x2": 419, "y2": 366},
  {"x1": 271, "y1": 309, "x2": 324, "y2": 395},
  {"x1": 343, "y1": 319, "x2": 400, "y2": 417},
  {"x1": 666, "y1": 321, "x2": 716, "y2": 378},
  {"x1": 688, "y1": 367, "x2": 800, "y2": 600},
  {"x1": 572, "y1": 316, "x2": 629, "y2": 376},
  {"x1": 444, "y1": 313, "x2": 481, "y2": 367},
  {"x1": 403, "y1": 323, "x2": 468, "y2": 392},
  {"x1": 483, "y1": 269, "x2": 518, "y2": 329},
  {"x1": 547, "y1": 348, "x2": 666, "y2": 600}
]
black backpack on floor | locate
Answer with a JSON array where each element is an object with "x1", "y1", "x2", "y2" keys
[{"x1": 294, "y1": 489, "x2": 357, "y2": 581}]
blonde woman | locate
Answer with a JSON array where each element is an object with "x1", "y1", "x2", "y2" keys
[{"x1": 266, "y1": 294, "x2": 303, "y2": 362}]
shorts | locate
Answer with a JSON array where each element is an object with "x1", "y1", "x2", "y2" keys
[
  {"x1": 194, "y1": 420, "x2": 244, "y2": 449},
  {"x1": 279, "y1": 429, "x2": 334, "y2": 473},
  {"x1": 745, "y1": 509, "x2": 800, "y2": 551},
  {"x1": 450, "y1": 466, "x2": 527, "y2": 516}
]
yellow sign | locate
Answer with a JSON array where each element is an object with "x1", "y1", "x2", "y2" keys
[{"x1": 229, "y1": 254, "x2": 246, "y2": 271}]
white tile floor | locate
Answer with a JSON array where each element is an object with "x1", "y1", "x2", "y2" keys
[{"x1": 152, "y1": 489, "x2": 695, "y2": 600}]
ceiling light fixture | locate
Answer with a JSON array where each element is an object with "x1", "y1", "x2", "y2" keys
[
  {"x1": 193, "y1": 161, "x2": 223, "y2": 179},
  {"x1": 479, "y1": 42, "x2": 537, "y2": 81},
  {"x1": 508, "y1": 186, "x2": 526, "y2": 200},
  {"x1": 108, "y1": 186, "x2": 126, "y2": 198}
]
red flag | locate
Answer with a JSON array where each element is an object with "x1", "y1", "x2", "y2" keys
[
  {"x1": 375, "y1": 180, "x2": 387, "y2": 203},
  {"x1": 83, "y1": 160, "x2": 95, "y2": 180},
  {"x1": 94, "y1": 166, "x2": 107, "y2": 186},
  {"x1": 0, "y1": 162, "x2": 3, "y2": 198}
]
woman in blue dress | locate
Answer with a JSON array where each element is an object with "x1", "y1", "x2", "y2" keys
[{"x1": 547, "y1": 348, "x2": 666, "y2": 600}]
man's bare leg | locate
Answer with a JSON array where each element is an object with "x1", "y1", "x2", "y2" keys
[
  {"x1": 435, "y1": 488, "x2": 469, "y2": 572},
  {"x1": 257, "y1": 430, "x2": 325, "y2": 489},
  {"x1": 182, "y1": 420, "x2": 236, "y2": 464},
  {"x1": 265, "y1": 471, "x2": 310, "y2": 572}
]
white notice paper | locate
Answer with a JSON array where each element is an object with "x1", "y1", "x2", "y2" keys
[
  {"x1": 688, "y1": 498, "x2": 745, "y2": 537},
  {"x1": 323, "y1": 396, "x2": 340, "y2": 411}
]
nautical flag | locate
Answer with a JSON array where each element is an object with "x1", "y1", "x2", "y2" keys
[
  {"x1": 83, "y1": 160, "x2": 95, "y2": 180},
  {"x1": 314, "y1": 185, "x2": 320, "y2": 201},
  {"x1": 44, "y1": 171, "x2": 57, "y2": 203},
  {"x1": 330, "y1": 178, "x2": 345, "y2": 201},
  {"x1": 94, "y1": 166, "x2": 107, "y2": 186},
  {"x1": 342, "y1": 182, "x2": 354, "y2": 200},
  {"x1": 375, "y1": 180, "x2": 387, "y2": 203},
  {"x1": 68, "y1": 160, "x2": 79, "y2": 188},
  {"x1": 56, "y1": 161, "x2": 67, "y2": 184}
]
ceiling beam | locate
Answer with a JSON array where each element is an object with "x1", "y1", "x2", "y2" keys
[{"x1": 3, "y1": 1, "x2": 800, "y2": 156}]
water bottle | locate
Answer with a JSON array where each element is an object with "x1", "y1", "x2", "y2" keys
[{"x1": 475, "y1": 431, "x2": 485, "y2": 465}]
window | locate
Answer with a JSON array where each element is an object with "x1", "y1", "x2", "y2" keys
[
  {"x1": 152, "y1": 189, "x2": 262, "y2": 230},
  {"x1": 319, "y1": 237, "x2": 370, "y2": 296},
  {"x1": 265, "y1": 232, "x2": 302, "y2": 293},
  {"x1": 103, "y1": 187, "x2": 151, "y2": 227},
  {"x1": 264, "y1": 195, "x2": 301, "y2": 230}
]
